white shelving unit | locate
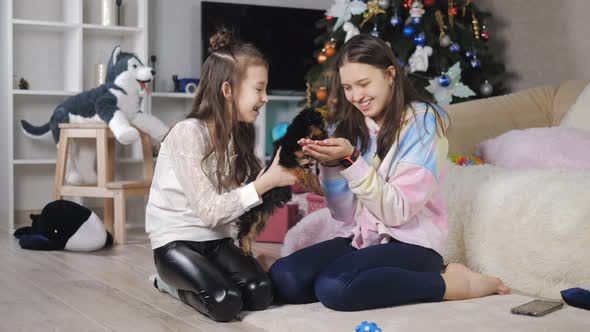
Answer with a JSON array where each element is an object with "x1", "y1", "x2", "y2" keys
[
  {"x1": 1, "y1": 0, "x2": 147, "y2": 232},
  {"x1": 1, "y1": 0, "x2": 305, "y2": 233}
]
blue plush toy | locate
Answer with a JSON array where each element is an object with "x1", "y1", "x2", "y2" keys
[
  {"x1": 561, "y1": 287, "x2": 590, "y2": 310},
  {"x1": 356, "y1": 321, "x2": 382, "y2": 332}
]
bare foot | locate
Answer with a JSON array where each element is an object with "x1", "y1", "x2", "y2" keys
[{"x1": 441, "y1": 263, "x2": 510, "y2": 300}]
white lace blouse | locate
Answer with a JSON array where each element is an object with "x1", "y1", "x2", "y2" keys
[{"x1": 145, "y1": 118, "x2": 262, "y2": 249}]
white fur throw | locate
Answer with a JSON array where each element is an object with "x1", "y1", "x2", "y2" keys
[{"x1": 282, "y1": 162, "x2": 590, "y2": 299}]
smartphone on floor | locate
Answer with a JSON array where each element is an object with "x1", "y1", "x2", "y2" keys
[{"x1": 511, "y1": 299, "x2": 564, "y2": 317}]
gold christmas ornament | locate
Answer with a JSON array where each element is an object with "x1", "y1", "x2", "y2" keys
[
  {"x1": 360, "y1": 1, "x2": 386, "y2": 27},
  {"x1": 317, "y1": 49, "x2": 328, "y2": 64},
  {"x1": 324, "y1": 38, "x2": 337, "y2": 57},
  {"x1": 325, "y1": 46, "x2": 336, "y2": 57},
  {"x1": 315, "y1": 86, "x2": 328, "y2": 101},
  {"x1": 472, "y1": 12, "x2": 480, "y2": 40}
]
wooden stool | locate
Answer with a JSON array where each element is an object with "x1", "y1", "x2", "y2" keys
[{"x1": 53, "y1": 123, "x2": 154, "y2": 244}]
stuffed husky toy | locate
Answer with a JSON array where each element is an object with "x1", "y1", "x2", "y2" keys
[
  {"x1": 20, "y1": 46, "x2": 168, "y2": 184},
  {"x1": 13, "y1": 200, "x2": 113, "y2": 252}
]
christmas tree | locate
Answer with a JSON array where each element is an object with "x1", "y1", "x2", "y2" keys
[{"x1": 306, "y1": 0, "x2": 508, "y2": 107}]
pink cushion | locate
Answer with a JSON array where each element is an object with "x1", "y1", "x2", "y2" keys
[{"x1": 476, "y1": 127, "x2": 590, "y2": 171}]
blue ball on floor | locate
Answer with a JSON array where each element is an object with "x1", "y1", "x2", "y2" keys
[
  {"x1": 356, "y1": 321, "x2": 382, "y2": 332},
  {"x1": 561, "y1": 287, "x2": 590, "y2": 310}
]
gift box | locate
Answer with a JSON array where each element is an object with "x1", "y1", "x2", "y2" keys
[
  {"x1": 255, "y1": 203, "x2": 300, "y2": 243},
  {"x1": 307, "y1": 193, "x2": 326, "y2": 214}
]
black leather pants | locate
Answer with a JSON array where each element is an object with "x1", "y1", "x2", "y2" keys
[{"x1": 153, "y1": 238, "x2": 273, "y2": 322}]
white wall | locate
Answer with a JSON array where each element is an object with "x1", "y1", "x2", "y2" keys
[
  {"x1": 148, "y1": 0, "x2": 333, "y2": 93},
  {"x1": 479, "y1": 0, "x2": 590, "y2": 91}
]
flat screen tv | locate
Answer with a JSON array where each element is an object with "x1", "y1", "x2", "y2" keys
[{"x1": 201, "y1": 2, "x2": 325, "y2": 95}]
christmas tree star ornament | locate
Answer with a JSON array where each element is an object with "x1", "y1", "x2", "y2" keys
[
  {"x1": 426, "y1": 62, "x2": 476, "y2": 105},
  {"x1": 360, "y1": 1, "x2": 386, "y2": 27}
]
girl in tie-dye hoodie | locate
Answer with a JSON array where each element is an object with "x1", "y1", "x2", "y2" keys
[{"x1": 269, "y1": 34, "x2": 509, "y2": 311}]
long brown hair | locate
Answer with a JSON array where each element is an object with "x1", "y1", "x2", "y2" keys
[
  {"x1": 328, "y1": 34, "x2": 446, "y2": 160},
  {"x1": 186, "y1": 29, "x2": 267, "y2": 193}
]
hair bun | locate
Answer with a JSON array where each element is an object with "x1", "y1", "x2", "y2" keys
[{"x1": 208, "y1": 29, "x2": 235, "y2": 54}]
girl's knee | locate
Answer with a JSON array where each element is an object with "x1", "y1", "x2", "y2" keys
[
  {"x1": 241, "y1": 276, "x2": 274, "y2": 311},
  {"x1": 268, "y1": 259, "x2": 311, "y2": 303},
  {"x1": 314, "y1": 274, "x2": 353, "y2": 311}
]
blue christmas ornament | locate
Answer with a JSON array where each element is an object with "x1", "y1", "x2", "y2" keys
[
  {"x1": 439, "y1": 74, "x2": 451, "y2": 87},
  {"x1": 470, "y1": 58, "x2": 481, "y2": 68},
  {"x1": 413, "y1": 32, "x2": 426, "y2": 46},
  {"x1": 355, "y1": 321, "x2": 382, "y2": 332},
  {"x1": 403, "y1": 25, "x2": 415, "y2": 36},
  {"x1": 390, "y1": 15, "x2": 402, "y2": 27},
  {"x1": 449, "y1": 43, "x2": 460, "y2": 52},
  {"x1": 271, "y1": 122, "x2": 289, "y2": 141},
  {"x1": 411, "y1": 16, "x2": 422, "y2": 25},
  {"x1": 465, "y1": 49, "x2": 476, "y2": 59}
]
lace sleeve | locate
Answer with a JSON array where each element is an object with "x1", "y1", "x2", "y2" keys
[{"x1": 165, "y1": 120, "x2": 262, "y2": 228}]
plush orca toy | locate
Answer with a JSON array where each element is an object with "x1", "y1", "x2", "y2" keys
[{"x1": 13, "y1": 200, "x2": 113, "y2": 251}]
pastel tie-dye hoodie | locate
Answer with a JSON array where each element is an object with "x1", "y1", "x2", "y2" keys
[{"x1": 319, "y1": 103, "x2": 449, "y2": 256}]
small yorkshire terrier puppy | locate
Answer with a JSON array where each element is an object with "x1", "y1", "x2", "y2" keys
[{"x1": 237, "y1": 107, "x2": 328, "y2": 255}]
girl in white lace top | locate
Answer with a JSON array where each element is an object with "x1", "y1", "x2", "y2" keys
[{"x1": 145, "y1": 29, "x2": 296, "y2": 322}]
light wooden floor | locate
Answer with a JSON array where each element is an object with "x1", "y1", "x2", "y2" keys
[{"x1": 0, "y1": 226, "x2": 282, "y2": 332}]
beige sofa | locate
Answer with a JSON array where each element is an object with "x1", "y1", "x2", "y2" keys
[{"x1": 445, "y1": 80, "x2": 589, "y2": 155}]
